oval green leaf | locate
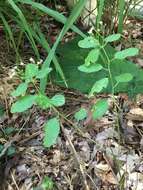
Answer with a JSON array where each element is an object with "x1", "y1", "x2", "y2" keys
[
  {"x1": 25, "y1": 64, "x2": 38, "y2": 81},
  {"x1": 74, "y1": 108, "x2": 87, "y2": 121},
  {"x1": 92, "y1": 99, "x2": 108, "y2": 120},
  {"x1": 51, "y1": 94, "x2": 65, "y2": 107},
  {"x1": 78, "y1": 64, "x2": 103, "y2": 73},
  {"x1": 89, "y1": 78, "x2": 109, "y2": 97},
  {"x1": 11, "y1": 83, "x2": 28, "y2": 97},
  {"x1": 114, "y1": 48, "x2": 139, "y2": 60},
  {"x1": 78, "y1": 36, "x2": 99, "y2": 49},
  {"x1": 104, "y1": 34, "x2": 121, "y2": 43},
  {"x1": 85, "y1": 49, "x2": 100, "y2": 66},
  {"x1": 11, "y1": 95, "x2": 36, "y2": 113},
  {"x1": 115, "y1": 73, "x2": 133, "y2": 83},
  {"x1": 43, "y1": 117, "x2": 60, "y2": 148}
]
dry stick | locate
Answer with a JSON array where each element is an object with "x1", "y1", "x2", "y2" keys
[
  {"x1": 61, "y1": 123, "x2": 90, "y2": 190},
  {"x1": 11, "y1": 172, "x2": 20, "y2": 190}
]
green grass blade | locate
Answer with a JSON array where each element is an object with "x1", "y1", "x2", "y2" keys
[
  {"x1": 8, "y1": 0, "x2": 40, "y2": 58},
  {"x1": 0, "y1": 12, "x2": 20, "y2": 61},
  {"x1": 40, "y1": 0, "x2": 87, "y2": 92},
  {"x1": 18, "y1": 0, "x2": 86, "y2": 38},
  {"x1": 118, "y1": 0, "x2": 125, "y2": 33},
  {"x1": 33, "y1": 24, "x2": 67, "y2": 87},
  {"x1": 96, "y1": 0, "x2": 105, "y2": 31}
]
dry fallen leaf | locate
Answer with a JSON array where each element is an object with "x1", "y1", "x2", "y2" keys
[{"x1": 126, "y1": 108, "x2": 143, "y2": 121}]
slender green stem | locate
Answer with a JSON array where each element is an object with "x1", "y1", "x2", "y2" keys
[{"x1": 101, "y1": 46, "x2": 114, "y2": 94}]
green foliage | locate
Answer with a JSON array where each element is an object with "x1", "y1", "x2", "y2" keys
[
  {"x1": 89, "y1": 78, "x2": 109, "y2": 97},
  {"x1": 11, "y1": 83, "x2": 28, "y2": 97},
  {"x1": 34, "y1": 176, "x2": 54, "y2": 190},
  {"x1": 41, "y1": 176, "x2": 54, "y2": 190},
  {"x1": 40, "y1": 0, "x2": 87, "y2": 93},
  {"x1": 114, "y1": 48, "x2": 139, "y2": 60},
  {"x1": 51, "y1": 94, "x2": 65, "y2": 107},
  {"x1": 74, "y1": 108, "x2": 87, "y2": 122},
  {"x1": 0, "y1": 144, "x2": 16, "y2": 157},
  {"x1": 11, "y1": 63, "x2": 65, "y2": 148},
  {"x1": 0, "y1": 0, "x2": 86, "y2": 92},
  {"x1": 115, "y1": 73, "x2": 133, "y2": 83},
  {"x1": 104, "y1": 34, "x2": 121, "y2": 43},
  {"x1": 52, "y1": 34, "x2": 141, "y2": 121},
  {"x1": 36, "y1": 94, "x2": 51, "y2": 109},
  {"x1": 25, "y1": 64, "x2": 39, "y2": 82},
  {"x1": 92, "y1": 99, "x2": 108, "y2": 120},
  {"x1": 54, "y1": 36, "x2": 143, "y2": 96},
  {"x1": 43, "y1": 117, "x2": 60, "y2": 148},
  {"x1": 0, "y1": 104, "x2": 5, "y2": 117},
  {"x1": 78, "y1": 64, "x2": 103, "y2": 73},
  {"x1": 78, "y1": 36, "x2": 99, "y2": 49}
]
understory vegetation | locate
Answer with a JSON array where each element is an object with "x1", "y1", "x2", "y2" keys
[{"x1": 0, "y1": 0, "x2": 143, "y2": 189}]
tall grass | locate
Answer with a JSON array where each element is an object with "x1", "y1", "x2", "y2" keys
[{"x1": 0, "y1": 0, "x2": 86, "y2": 90}]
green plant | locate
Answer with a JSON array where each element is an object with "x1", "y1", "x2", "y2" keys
[
  {"x1": 10, "y1": 63, "x2": 65, "y2": 148},
  {"x1": 0, "y1": 0, "x2": 86, "y2": 85},
  {"x1": 33, "y1": 176, "x2": 54, "y2": 190},
  {"x1": 77, "y1": 34, "x2": 139, "y2": 119}
]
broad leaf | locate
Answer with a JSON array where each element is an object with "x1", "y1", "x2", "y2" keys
[
  {"x1": 43, "y1": 117, "x2": 60, "y2": 148},
  {"x1": 36, "y1": 94, "x2": 51, "y2": 109},
  {"x1": 11, "y1": 95, "x2": 36, "y2": 113},
  {"x1": 89, "y1": 78, "x2": 109, "y2": 96},
  {"x1": 74, "y1": 108, "x2": 87, "y2": 121},
  {"x1": 85, "y1": 49, "x2": 100, "y2": 66},
  {"x1": 11, "y1": 83, "x2": 28, "y2": 97},
  {"x1": 25, "y1": 64, "x2": 38, "y2": 81},
  {"x1": 54, "y1": 36, "x2": 143, "y2": 96},
  {"x1": 78, "y1": 64, "x2": 103, "y2": 73},
  {"x1": 51, "y1": 94, "x2": 65, "y2": 107},
  {"x1": 78, "y1": 36, "x2": 99, "y2": 49},
  {"x1": 115, "y1": 73, "x2": 133, "y2": 83},
  {"x1": 104, "y1": 34, "x2": 121, "y2": 43},
  {"x1": 36, "y1": 67, "x2": 52, "y2": 79},
  {"x1": 114, "y1": 48, "x2": 139, "y2": 59},
  {"x1": 92, "y1": 99, "x2": 108, "y2": 120}
]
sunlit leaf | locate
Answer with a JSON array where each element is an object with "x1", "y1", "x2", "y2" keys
[
  {"x1": 36, "y1": 94, "x2": 51, "y2": 109},
  {"x1": 11, "y1": 95, "x2": 36, "y2": 113},
  {"x1": 104, "y1": 34, "x2": 121, "y2": 43},
  {"x1": 74, "y1": 108, "x2": 87, "y2": 121},
  {"x1": 78, "y1": 36, "x2": 99, "y2": 49},
  {"x1": 41, "y1": 176, "x2": 54, "y2": 190},
  {"x1": 89, "y1": 78, "x2": 109, "y2": 96},
  {"x1": 85, "y1": 49, "x2": 100, "y2": 66},
  {"x1": 43, "y1": 118, "x2": 60, "y2": 148},
  {"x1": 92, "y1": 99, "x2": 108, "y2": 120},
  {"x1": 51, "y1": 94, "x2": 65, "y2": 107},
  {"x1": 114, "y1": 48, "x2": 139, "y2": 59},
  {"x1": 11, "y1": 83, "x2": 28, "y2": 97},
  {"x1": 25, "y1": 64, "x2": 38, "y2": 81},
  {"x1": 78, "y1": 64, "x2": 103, "y2": 73},
  {"x1": 115, "y1": 73, "x2": 133, "y2": 83}
]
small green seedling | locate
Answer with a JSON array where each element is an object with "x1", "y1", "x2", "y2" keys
[
  {"x1": 11, "y1": 63, "x2": 65, "y2": 148},
  {"x1": 33, "y1": 176, "x2": 54, "y2": 190},
  {"x1": 74, "y1": 108, "x2": 88, "y2": 122},
  {"x1": 78, "y1": 34, "x2": 139, "y2": 120}
]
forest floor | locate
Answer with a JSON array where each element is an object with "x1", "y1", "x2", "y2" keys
[{"x1": 0, "y1": 2, "x2": 143, "y2": 190}]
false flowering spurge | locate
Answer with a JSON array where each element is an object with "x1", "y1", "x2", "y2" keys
[
  {"x1": 75, "y1": 34, "x2": 139, "y2": 121},
  {"x1": 11, "y1": 63, "x2": 65, "y2": 148}
]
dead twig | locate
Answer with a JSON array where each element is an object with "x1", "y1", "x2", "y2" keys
[{"x1": 61, "y1": 123, "x2": 90, "y2": 190}]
